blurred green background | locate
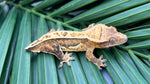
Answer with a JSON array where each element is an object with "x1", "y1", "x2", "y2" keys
[{"x1": 0, "y1": 0, "x2": 150, "y2": 84}]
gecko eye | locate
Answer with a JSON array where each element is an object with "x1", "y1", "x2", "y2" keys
[{"x1": 109, "y1": 38, "x2": 116, "y2": 43}]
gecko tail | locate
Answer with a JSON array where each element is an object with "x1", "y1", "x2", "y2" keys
[
  {"x1": 25, "y1": 46, "x2": 31, "y2": 51},
  {"x1": 25, "y1": 46, "x2": 33, "y2": 51}
]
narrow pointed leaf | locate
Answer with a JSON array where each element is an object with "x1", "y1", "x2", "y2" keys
[
  {"x1": 125, "y1": 28, "x2": 150, "y2": 40},
  {"x1": 66, "y1": 0, "x2": 150, "y2": 24},
  {"x1": 56, "y1": 60, "x2": 67, "y2": 84},
  {"x1": 135, "y1": 50, "x2": 150, "y2": 66},
  {"x1": 78, "y1": 52, "x2": 106, "y2": 84},
  {"x1": 100, "y1": 49, "x2": 132, "y2": 84},
  {"x1": 67, "y1": 53, "x2": 87, "y2": 84},
  {"x1": 112, "y1": 48, "x2": 148, "y2": 83},
  {"x1": 0, "y1": 7, "x2": 17, "y2": 77},
  {"x1": 0, "y1": 8, "x2": 23, "y2": 84},
  {"x1": 128, "y1": 50, "x2": 150, "y2": 83},
  {"x1": 65, "y1": 0, "x2": 127, "y2": 24},
  {"x1": 59, "y1": 52, "x2": 87, "y2": 84},
  {"x1": 33, "y1": 0, "x2": 60, "y2": 10},
  {"x1": 98, "y1": 3, "x2": 150, "y2": 26},
  {"x1": 10, "y1": 11, "x2": 31, "y2": 84},
  {"x1": 0, "y1": 1, "x2": 9, "y2": 27},
  {"x1": 48, "y1": 0, "x2": 96, "y2": 16},
  {"x1": 20, "y1": 0, "x2": 35, "y2": 5},
  {"x1": 126, "y1": 39, "x2": 150, "y2": 49}
]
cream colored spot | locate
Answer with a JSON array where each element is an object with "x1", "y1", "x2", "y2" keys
[{"x1": 69, "y1": 43, "x2": 82, "y2": 49}]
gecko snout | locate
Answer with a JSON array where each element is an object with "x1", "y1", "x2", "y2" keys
[{"x1": 117, "y1": 33, "x2": 128, "y2": 45}]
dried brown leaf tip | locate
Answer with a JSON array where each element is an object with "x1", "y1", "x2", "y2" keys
[{"x1": 25, "y1": 24, "x2": 127, "y2": 69}]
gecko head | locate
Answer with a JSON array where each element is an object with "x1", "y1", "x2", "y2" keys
[
  {"x1": 85, "y1": 24, "x2": 127, "y2": 47},
  {"x1": 102, "y1": 26, "x2": 128, "y2": 47}
]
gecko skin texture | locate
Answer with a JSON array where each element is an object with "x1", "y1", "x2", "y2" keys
[{"x1": 25, "y1": 24, "x2": 127, "y2": 69}]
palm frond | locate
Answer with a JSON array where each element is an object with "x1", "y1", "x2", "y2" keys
[{"x1": 0, "y1": 0, "x2": 150, "y2": 84}]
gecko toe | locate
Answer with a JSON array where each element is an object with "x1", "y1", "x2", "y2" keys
[
  {"x1": 99, "y1": 55, "x2": 103, "y2": 59},
  {"x1": 102, "y1": 59, "x2": 107, "y2": 62},
  {"x1": 67, "y1": 52, "x2": 72, "y2": 56},
  {"x1": 67, "y1": 62, "x2": 71, "y2": 66},
  {"x1": 58, "y1": 62, "x2": 63, "y2": 68},
  {"x1": 98, "y1": 66, "x2": 102, "y2": 70},
  {"x1": 70, "y1": 57, "x2": 75, "y2": 60},
  {"x1": 103, "y1": 64, "x2": 107, "y2": 67}
]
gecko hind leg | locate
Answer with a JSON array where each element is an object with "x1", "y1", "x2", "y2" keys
[
  {"x1": 86, "y1": 47, "x2": 107, "y2": 69},
  {"x1": 40, "y1": 43, "x2": 75, "y2": 68},
  {"x1": 54, "y1": 44, "x2": 75, "y2": 68}
]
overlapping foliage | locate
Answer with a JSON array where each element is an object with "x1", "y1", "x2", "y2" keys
[{"x1": 0, "y1": 0, "x2": 150, "y2": 84}]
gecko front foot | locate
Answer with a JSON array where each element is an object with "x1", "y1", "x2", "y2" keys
[
  {"x1": 96, "y1": 55, "x2": 107, "y2": 70},
  {"x1": 58, "y1": 52, "x2": 75, "y2": 68}
]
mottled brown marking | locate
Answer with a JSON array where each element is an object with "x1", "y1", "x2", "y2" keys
[
  {"x1": 61, "y1": 32, "x2": 68, "y2": 36},
  {"x1": 70, "y1": 33, "x2": 75, "y2": 37},
  {"x1": 40, "y1": 46, "x2": 47, "y2": 51},
  {"x1": 53, "y1": 32, "x2": 60, "y2": 36},
  {"x1": 45, "y1": 35, "x2": 48, "y2": 38}
]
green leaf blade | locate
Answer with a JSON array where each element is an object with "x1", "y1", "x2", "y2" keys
[
  {"x1": 112, "y1": 48, "x2": 148, "y2": 84},
  {"x1": 126, "y1": 40, "x2": 150, "y2": 49},
  {"x1": 68, "y1": 53, "x2": 87, "y2": 84},
  {"x1": 78, "y1": 52, "x2": 106, "y2": 84},
  {"x1": 97, "y1": 3, "x2": 150, "y2": 26},
  {"x1": 65, "y1": 0, "x2": 150, "y2": 24},
  {"x1": 65, "y1": 0, "x2": 127, "y2": 24},
  {"x1": 101, "y1": 49, "x2": 132, "y2": 84},
  {"x1": 0, "y1": 7, "x2": 23, "y2": 84},
  {"x1": 33, "y1": 0, "x2": 60, "y2": 11},
  {"x1": 128, "y1": 50, "x2": 150, "y2": 83},
  {"x1": 10, "y1": 11, "x2": 31, "y2": 84},
  {"x1": 0, "y1": 1, "x2": 9, "y2": 27},
  {"x1": 125, "y1": 28, "x2": 150, "y2": 40},
  {"x1": 48, "y1": 0, "x2": 96, "y2": 17},
  {"x1": 0, "y1": 7, "x2": 17, "y2": 77}
]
